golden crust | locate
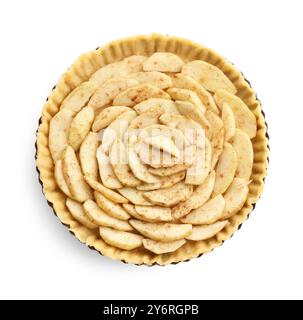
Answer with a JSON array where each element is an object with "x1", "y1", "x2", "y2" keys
[{"x1": 36, "y1": 33, "x2": 268, "y2": 265}]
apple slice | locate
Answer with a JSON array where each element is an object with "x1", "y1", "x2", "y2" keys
[
  {"x1": 49, "y1": 109, "x2": 74, "y2": 161},
  {"x1": 143, "y1": 182, "x2": 193, "y2": 207},
  {"x1": 213, "y1": 143, "x2": 237, "y2": 194},
  {"x1": 62, "y1": 146, "x2": 92, "y2": 202},
  {"x1": 84, "y1": 176, "x2": 128, "y2": 204},
  {"x1": 143, "y1": 52, "x2": 184, "y2": 72},
  {"x1": 129, "y1": 71, "x2": 172, "y2": 89},
  {"x1": 221, "y1": 178, "x2": 249, "y2": 219},
  {"x1": 172, "y1": 170, "x2": 215, "y2": 220},
  {"x1": 159, "y1": 113, "x2": 205, "y2": 149},
  {"x1": 128, "y1": 109, "x2": 162, "y2": 132},
  {"x1": 148, "y1": 164, "x2": 189, "y2": 177},
  {"x1": 182, "y1": 60, "x2": 237, "y2": 94},
  {"x1": 128, "y1": 146, "x2": 160, "y2": 183},
  {"x1": 143, "y1": 239, "x2": 186, "y2": 254},
  {"x1": 60, "y1": 81, "x2": 96, "y2": 113},
  {"x1": 222, "y1": 103, "x2": 236, "y2": 141},
  {"x1": 92, "y1": 106, "x2": 131, "y2": 132},
  {"x1": 101, "y1": 110, "x2": 137, "y2": 153},
  {"x1": 137, "y1": 171, "x2": 185, "y2": 191},
  {"x1": 175, "y1": 101, "x2": 211, "y2": 137},
  {"x1": 122, "y1": 204, "x2": 153, "y2": 222},
  {"x1": 181, "y1": 195, "x2": 225, "y2": 225},
  {"x1": 54, "y1": 160, "x2": 72, "y2": 198},
  {"x1": 130, "y1": 219, "x2": 192, "y2": 241},
  {"x1": 79, "y1": 132, "x2": 99, "y2": 181},
  {"x1": 230, "y1": 129, "x2": 253, "y2": 180},
  {"x1": 134, "y1": 98, "x2": 179, "y2": 115},
  {"x1": 144, "y1": 135, "x2": 180, "y2": 159},
  {"x1": 68, "y1": 106, "x2": 94, "y2": 151},
  {"x1": 66, "y1": 198, "x2": 97, "y2": 229},
  {"x1": 205, "y1": 110, "x2": 224, "y2": 169},
  {"x1": 135, "y1": 205, "x2": 172, "y2": 222},
  {"x1": 113, "y1": 84, "x2": 170, "y2": 107},
  {"x1": 186, "y1": 221, "x2": 229, "y2": 241},
  {"x1": 109, "y1": 139, "x2": 141, "y2": 187},
  {"x1": 118, "y1": 188, "x2": 152, "y2": 206},
  {"x1": 167, "y1": 88, "x2": 205, "y2": 114},
  {"x1": 88, "y1": 78, "x2": 139, "y2": 109},
  {"x1": 99, "y1": 227, "x2": 143, "y2": 250},
  {"x1": 94, "y1": 191, "x2": 130, "y2": 220},
  {"x1": 170, "y1": 73, "x2": 219, "y2": 114},
  {"x1": 89, "y1": 55, "x2": 147, "y2": 86},
  {"x1": 83, "y1": 200, "x2": 133, "y2": 231},
  {"x1": 214, "y1": 89, "x2": 256, "y2": 138},
  {"x1": 185, "y1": 138, "x2": 211, "y2": 185},
  {"x1": 96, "y1": 146, "x2": 122, "y2": 189}
]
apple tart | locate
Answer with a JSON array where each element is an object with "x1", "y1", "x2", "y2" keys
[{"x1": 36, "y1": 34, "x2": 268, "y2": 265}]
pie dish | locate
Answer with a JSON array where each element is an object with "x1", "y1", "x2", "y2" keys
[{"x1": 36, "y1": 34, "x2": 268, "y2": 265}]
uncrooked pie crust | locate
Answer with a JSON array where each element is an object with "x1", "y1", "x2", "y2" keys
[{"x1": 36, "y1": 34, "x2": 268, "y2": 265}]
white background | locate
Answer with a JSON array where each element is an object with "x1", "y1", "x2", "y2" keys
[{"x1": 0, "y1": 0, "x2": 302, "y2": 300}]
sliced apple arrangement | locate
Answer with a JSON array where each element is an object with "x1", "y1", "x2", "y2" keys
[{"x1": 49, "y1": 52, "x2": 256, "y2": 255}]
